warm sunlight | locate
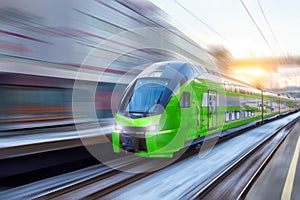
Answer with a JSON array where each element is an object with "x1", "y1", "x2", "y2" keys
[{"x1": 232, "y1": 67, "x2": 270, "y2": 89}]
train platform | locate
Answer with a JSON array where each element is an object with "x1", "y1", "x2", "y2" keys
[
  {"x1": 246, "y1": 121, "x2": 300, "y2": 199},
  {"x1": 0, "y1": 118, "x2": 113, "y2": 132},
  {"x1": 0, "y1": 118, "x2": 114, "y2": 159},
  {"x1": 0, "y1": 118, "x2": 77, "y2": 132}
]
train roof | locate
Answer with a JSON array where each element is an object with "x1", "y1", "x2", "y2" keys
[
  {"x1": 138, "y1": 61, "x2": 204, "y2": 82},
  {"x1": 140, "y1": 61, "x2": 292, "y2": 98}
]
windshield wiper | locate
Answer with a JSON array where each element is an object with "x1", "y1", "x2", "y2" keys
[
  {"x1": 156, "y1": 91, "x2": 163, "y2": 104},
  {"x1": 128, "y1": 111, "x2": 145, "y2": 113}
]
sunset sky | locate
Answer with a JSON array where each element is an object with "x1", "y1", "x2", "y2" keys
[{"x1": 150, "y1": 0, "x2": 300, "y2": 59}]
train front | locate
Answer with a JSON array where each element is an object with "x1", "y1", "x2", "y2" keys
[{"x1": 111, "y1": 61, "x2": 195, "y2": 158}]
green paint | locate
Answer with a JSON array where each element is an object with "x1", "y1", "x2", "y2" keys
[{"x1": 112, "y1": 77, "x2": 298, "y2": 158}]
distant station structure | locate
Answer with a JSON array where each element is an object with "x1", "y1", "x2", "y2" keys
[{"x1": 217, "y1": 55, "x2": 300, "y2": 100}]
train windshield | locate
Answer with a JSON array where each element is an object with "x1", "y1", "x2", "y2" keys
[{"x1": 119, "y1": 78, "x2": 172, "y2": 117}]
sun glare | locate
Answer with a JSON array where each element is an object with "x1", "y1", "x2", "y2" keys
[{"x1": 232, "y1": 67, "x2": 269, "y2": 88}]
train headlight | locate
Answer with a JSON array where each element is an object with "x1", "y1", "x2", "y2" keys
[{"x1": 146, "y1": 124, "x2": 157, "y2": 132}]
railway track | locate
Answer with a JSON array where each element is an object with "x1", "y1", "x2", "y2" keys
[
  {"x1": 1, "y1": 112, "x2": 299, "y2": 199},
  {"x1": 100, "y1": 112, "x2": 300, "y2": 199},
  {"x1": 49, "y1": 160, "x2": 155, "y2": 200},
  {"x1": 0, "y1": 149, "x2": 196, "y2": 199},
  {"x1": 0, "y1": 155, "x2": 140, "y2": 199},
  {"x1": 188, "y1": 115, "x2": 300, "y2": 199},
  {"x1": 0, "y1": 122, "x2": 114, "y2": 185}
]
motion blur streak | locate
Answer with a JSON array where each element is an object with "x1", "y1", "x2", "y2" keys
[{"x1": 0, "y1": 0, "x2": 215, "y2": 130}]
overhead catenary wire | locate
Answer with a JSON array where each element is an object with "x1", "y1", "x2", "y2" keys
[
  {"x1": 174, "y1": 0, "x2": 229, "y2": 42},
  {"x1": 240, "y1": 0, "x2": 277, "y2": 58},
  {"x1": 257, "y1": 0, "x2": 281, "y2": 51},
  {"x1": 175, "y1": 0, "x2": 282, "y2": 64},
  {"x1": 256, "y1": 0, "x2": 285, "y2": 58}
]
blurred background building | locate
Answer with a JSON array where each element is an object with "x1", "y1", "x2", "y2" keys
[
  {"x1": 0, "y1": 0, "x2": 299, "y2": 128},
  {"x1": 0, "y1": 0, "x2": 216, "y2": 126}
]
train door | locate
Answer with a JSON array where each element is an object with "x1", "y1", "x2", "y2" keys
[
  {"x1": 180, "y1": 91, "x2": 197, "y2": 140},
  {"x1": 208, "y1": 90, "x2": 217, "y2": 130}
]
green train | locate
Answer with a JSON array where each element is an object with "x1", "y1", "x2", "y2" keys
[{"x1": 111, "y1": 61, "x2": 298, "y2": 158}]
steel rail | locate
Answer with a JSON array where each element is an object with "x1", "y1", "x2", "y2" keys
[{"x1": 188, "y1": 116, "x2": 300, "y2": 199}]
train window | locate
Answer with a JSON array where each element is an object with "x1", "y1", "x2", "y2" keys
[
  {"x1": 247, "y1": 88, "x2": 252, "y2": 95},
  {"x1": 208, "y1": 92, "x2": 217, "y2": 115},
  {"x1": 231, "y1": 111, "x2": 235, "y2": 120},
  {"x1": 230, "y1": 85, "x2": 235, "y2": 92},
  {"x1": 225, "y1": 112, "x2": 230, "y2": 122},
  {"x1": 224, "y1": 81, "x2": 230, "y2": 91},
  {"x1": 235, "y1": 111, "x2": 240, "y2": 119},
  {"x1": 178, "y1": 63, "x2": 194, "y2": 81},
  {"x1": 240, "y1": 87, "x2": 246, "y2": 94},
  {"x1": 180, "y1": 92, "x2": 190, "y2": 108},
  {"x1": 240, "y1": 87, "x2": 244, "y2": 94}
]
